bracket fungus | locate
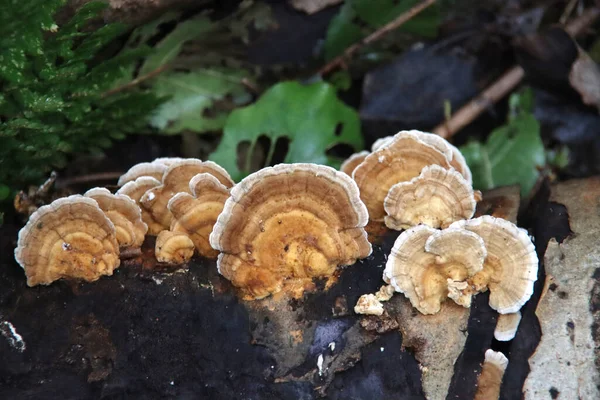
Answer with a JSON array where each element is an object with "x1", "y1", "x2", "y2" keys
[
  {"x1": 210, "y1": 163, "x2": 372, "y2": 300},
  {"x1": 352, "y1": 131, "x2": 452, "y2": 221},
  {"x1": 117, "y1": 161, "x2": 167, "y2": 187},
  {"x1": 84, "y1": 188, "x2": 147, "y2": 253},
  {"x1": 116, "y1": 176, "x2": 163, "y2": 235},
  {"x1": 168, "y1": 173, "x2": 230, "y2": 259},
  {"x1": 450, "y1": 215, "x2": 538, "y2": 314},
  {"x1": 340, "y1": 151, "x2": 369, "y2": 176},
  {"x1": 140, "y1": 159, "x2": 234, "y2": 231},
  {"x1": 381, "y1": 225, "x2": 486, "y2": 314},
  {"x1": 474, "y1": 349, "x2": 509, "y2": 400},
  {"x1": 494, "y1": 311, "x2": 522, "y2": 341},
  {"x1": 14, "y1": 195, "x2": 120, "y2": 286},
  {"x1": 384, "y1": 165, "x2": 477, "y2": 230},
  {"x1": 155, "y1": 230, "x2": 195, "y2": 264}
]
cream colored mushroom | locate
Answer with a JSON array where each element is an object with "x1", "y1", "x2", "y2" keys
[
  {"x1": 155, "y1": 230, "x2": 195, "y2": 264},
  {"x1": 340, "y1": 151, "x2": 369, "y2": 176},
  {"x1": 474, "y1": 349, "x2": 509, "y2": 400},
  {"x1": 354, "y1": 294, "x2": 384, "y2": 316},
  {"x1": 353, "y1": 131, "x2": 452, "y2": 221},
  {"x1": 117, "y1": 160, "x2": 167, "y2": 186},
  {"x1": 383, "y1": 225, "x2": 486, "y2": 314},
  {"x1": 450, "y1": 215, "x2": 538, "y2": 314},
  {"x1": 210, "y1": 163, "x2": 371, "y2": 300},
  {"x1": 495, "y1": 311, "x2": 522, "y2": 341},
  {"x1": 168, "y1": 173, "x2": 230, "y2": 259},
  {"x1": 116, "y1": 176, "x2": 164, "y2": 235},
  {"x1": 84, "y1": 188, "x2": 148, "y2": 253},
  {"x1": 14, "y1": 195, "x2": 120, "y2": 286},
  {"x1": 384, "y1": 165, "x2": 477, "y2": 230},
  {"x1": 140, "y1": 159, "x2": 234, "y2": 230}
]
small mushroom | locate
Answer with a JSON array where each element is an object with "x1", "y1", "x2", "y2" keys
[
  {"x1": 384, "y1": 165, "x2": 477, "y2": 230},
  {"x1": 155, "y1": 230, "x2": 195, "y2": 264},
  {"x1": 474, "y1": 349, "x2": 509, "y2": 400},
  {"x1": 354, "y1": 294, "x2": 384, "y2": 316},
  {"x1": 210, "y1": 163, "x2": 371, "y2": 300},
  {"x1": 168, "y1": 173, "x2": 230, "y2": 259},
  {"x1": 494, "y1": 311, "x2": 522, "y2": 341},
  {"x1": 116, "y1": 177, "x2": 164, "y2": 235},
  {"x1": 450, "y1": 215, "x2": 538, "y2": 314},
  {"x1": 383, "y1": 225, "x2": 486, "y2": 314},
  {"x1": 340, "y1": 151, "x2": 369, "y2": 176},
  {"x1": 14, "y1": 195, "x2": 120, "y2": 286},
  {"x1": 117, "y1": 161, "x2": 167, "y2": 187},
  {"x1": 353, "y1": 131, "x2": 451, "y2": 221},
  {"x1": 84, "y1": 188, "x2": 148, "y2": 253},
  {"x1": 140, "y1": 159, "x2": 234, "y2": 231}
]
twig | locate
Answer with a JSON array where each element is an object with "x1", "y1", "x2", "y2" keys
[
  {"x1": 433, "y1": 7, "x2": 600, "y2": 139},
  {"x1": 102, "y1": 65, "x2": 168, "y2": 97},
  {"x1": 317, "y1": 0, "x2": 437, "y2": 76},
  {"x1": 55, "y1": 172, "x2": 123, "y2": 188}
]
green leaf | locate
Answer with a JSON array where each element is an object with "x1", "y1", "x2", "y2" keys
[
  {"x1": 460, "y1": 113, "x2": 546, "y2": 197},
  {"x1": 324, "y1": 0, "x2": 440, "y2": 60},
  {"x1": 139, "y1": 16, "x2": 213, "y2": 75},
  {"x1": 209, "y1": 81, "x2": 363, "y2": 181},
  {"x1": 149, "y1": 69, "x2": 250, "y2": 134},
  {"x1": 0, "y1": 185, "x2": 10, "y2": 201}
]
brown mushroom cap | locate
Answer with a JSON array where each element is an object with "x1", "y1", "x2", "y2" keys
[
  {"x1": 140, "y1": 159, "x2": 234, "y2": 230},
  {"x1": 384, "y1": 165, "x2": 477, "y2": 230},
  {"x1": 116, "y1": 177, "x2": 163, "y2": 235},
  {"x1": 383, "y1": 225, "x2": 485, "y2": 314},
  {"x1": 14, "y1": 195, "x2": 120, "y2": 286},
  {"x1": 168, "y1": 173, "x2": 230, "y2": 259},
  {"x1": 407, "y1": 130, "x2": 472, "y2": 184},
  {"x1": 155, "y1": 230, "x2": 195, "y2": 264},
  {"x1": 210, "y1": 163, "x2": 371, "y2": 299},
  {"x1": 117, "y1": 161, "x2": 167, "y2": 187},
  {"x1": 84, "y1": 188, "x2": 148, "y2": 251},
  {"x1": 450, "y1": 215, "x2": 538, "y2": 314},
  {"x1": 340, "y1": 151, "x2": 369, "y2": 176},
  {"x1": 353, "y1": 131, "x2": 451, "y2": 221},
  {"x1": 474, "y1": 349, "x2": 508, "y2": 400},
  {"x1": 494, "y1": 311, "x2": 522, "y2": 341}
]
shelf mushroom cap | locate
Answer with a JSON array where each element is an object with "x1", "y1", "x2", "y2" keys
[
  {"x1": 155, "y1": 230, "x2": 195, "y2": 264},
  {"x1": 14, "y1": 195, "x2": 120, "y2": 286},
  {"x1": 384, "y1": 165, "x2": 477, "y2": 230},
  {"x1": 340, "y1": 151, "x2": 369, "y2": 176},
  {"x1": 117, "y1": 161, "x2": 167, "y2": 187},
  {"x1": 116, "y1": 176, "x2": 164, "y2": 235},
  {"x1": 168, "y1": 173, "x2": 230, "y2": 259},
  {"x1": 353, "y1": 131, "x2": 451, "y2": 221},
  {"x1": 450, "y1": 215, "x2": 538, "y2": 314},
  {"x1": 84, "y1": 188, "x2": 148, "y2": 251},
  {"x1": 140, "y1": 159, "x2": 234, "y2": 231},
  {"x1": 210, "y1": 163, "x2": 372, "y2": 300},
  {"x1": 383, "y1": 225, "x2": 485, "y2": 314},
  {"x1": 411, "y1": 130, "x2": 472, "y2": 184},
  {"x1": 494, "y1": 311, "x2": 522, "y2": 341}
]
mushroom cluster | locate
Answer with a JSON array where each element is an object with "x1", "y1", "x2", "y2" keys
[
  {"x1": 14, "y1": 159, "x2": 372, "y2": 299},
  {"x1": 350, "y1": 131, "x2": 537, "y2": 318},
  {"x1": 344, "y1": 130, "x2": 478, "y2": 230}
]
